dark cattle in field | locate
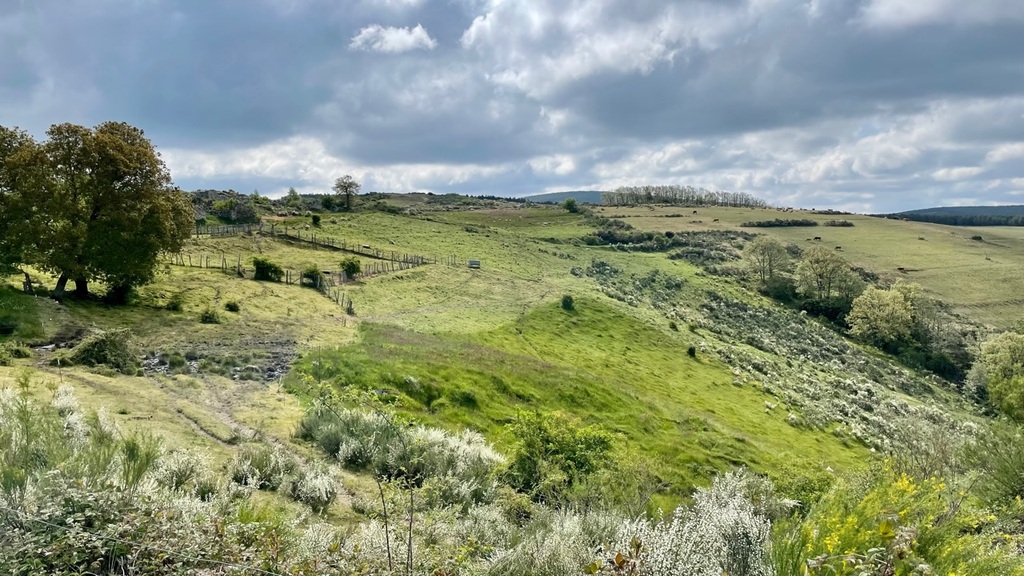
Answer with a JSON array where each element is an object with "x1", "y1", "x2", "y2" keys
[
  {"x1": 835, "y1": 246, "x2": 842, "y2": 251},
  {"x1": 712, "y1": 218, "x2": 719, "y2": 222},
  {"x1": 693, "y1": 210, "x2": 698, "y2": 214},
  {"x1": 813, "y1": 236, "x2": 822, "y2": 241}
]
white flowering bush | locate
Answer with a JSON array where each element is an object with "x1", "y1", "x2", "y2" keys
[
  {"x1": 287, "y1": 461, "x2": 340, "y2": 512},
  {"x1": 698, "y1": 292, "x2": 970, "y2": 450},
  {"x1": 229, "y1": 443, "x2": 295, "y2": 490},
  {"x1": 297, "y1": 406, "x2": 504, "y2": 507},
  {"x1": 587, "y1": 471, "x2": 772, "y2": 576}
]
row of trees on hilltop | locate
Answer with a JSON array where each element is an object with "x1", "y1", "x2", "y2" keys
[
  {"x1": 603, "y1": 185, "x2": 769, "y2": 208},
  {"x1": 0, "y1": 122, "x2": 194, "y2": 301}
]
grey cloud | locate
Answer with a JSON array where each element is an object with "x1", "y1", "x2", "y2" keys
[{"x1": 0, "y1": 0, "x2": 1022, "y2": 212}]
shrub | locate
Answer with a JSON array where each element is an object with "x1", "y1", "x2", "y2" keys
[
  {"x1": 252, "y1": 257, "x2": 284, "y2": 282},
  {"x1": 311, "y1": 214, "x2": 321, "y2": 227},
  {"x1": 155, "y1": 449, "x2": 205, "y2": 492},
  {"x1": 302, "y1": 265, "x2": 325, "y2": 289},
  {"x1": 287, "y1": 462, "x2": 339, "y2": 513},
  {"x1": 340, "y1": 256, "x2": 361, "y2": 279},
  {"x1": 54, "y1": 328, "x2": 138, "y2": 375},
  {"x1": 199, "y1": 308, "x2": 221, "y2": 324},
  {"x1": 561, "y1": 295, "x2": 575, "y2": 311},
  {"x1": 601, "y1": 470, "x2": 773, "y2": 576},
  {"x1": 505, "y1": 411, "x2": 611, "y2": 503},
  {"x1": 297, "y1": 407, "x2": 504, "y2": 506},
  {"x1": 781, "y1": 467, "x2": 1021, "y2": 576},
  {"x1": 224, "y1": 301, "x2": 240, "y2": 313},
  {"x1": 0, "y1": 338, "x2": 31, "y2": 360},
  {"x1": 971, "y1": 235, "x2": 983, "y2": 241},
  {"x1": 0, "y1": 317, "x2": 17, "y2": 335},
  {"x1": 563, "y1": 198, "x2": 579, "y2": 213},
  {"x1": 230, "y1": 444, "x2": 295, "y2": 491},
  {"x1": 165, "y1": 292, "x2": 185, "y2": 311},
  {"x1": 687, "y1": 345, "x2": 697, "y2": 358},
  {"x1": 669, "y1": 320, "x2": 678, "y2": 331}
]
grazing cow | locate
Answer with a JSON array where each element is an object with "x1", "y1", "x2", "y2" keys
[
  {"x1": 835, "y1": 246, "x2": 842, "y2": 251},
  {"x1": 813, "y1": 236, "x2": 822, "y2": 241},
  {"x1": 897, "y1": 267, "x2": 906, "y2": 273},
  {"x1": 712, "y1": 218, "x2": 720, "y2": 222},
  {"x1": 692, "y1": 210, "x2": 698, "y2": 214}
]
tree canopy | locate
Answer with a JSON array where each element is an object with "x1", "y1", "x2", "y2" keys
[
  {"x1": 332, "y1": 175, "x2": 360, "y2": 211},
  {"x1": 847, "y1": 285, "x2": 916, "y2": 349},
  {"x1": 744, "y1": 236, "x2": 789, "y2": 283},
  {"x1": 971, "y1": 331, "x2": 1024, "y2": 421},
  {"x1": 796, "y1": 246, "x2": 860, "y2": 301},
  {"x1": 0, "y1": 122, "x2": 193, "y2": 301}
]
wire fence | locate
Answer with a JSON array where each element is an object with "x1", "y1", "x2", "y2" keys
[{"x1": 195, "y1": 222, "x2": 432, "y2": 265}]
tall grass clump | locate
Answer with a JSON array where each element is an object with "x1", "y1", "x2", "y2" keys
[
  {"x1": 287, "y1": 461, "x2": 339, "y2": 513},
  {"x1": 51, "y1": 328, "x2": 138, "y2": 375},
  {"x1": 296, "y1": 406, "x2": 504, "y2": 506},
  {"x1": 230, "y1": 444, "x2": 295, "y2": 490},
  {"x1": 597, "y1": 470, "x2": 774, "y2": 576}
]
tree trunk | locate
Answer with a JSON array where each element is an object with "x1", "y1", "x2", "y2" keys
[
  {"x1": 73, "y1": 277, "x2": 89, "y2": 299},
  {"x1": 22, "y1": 272, "x2": 34, "y2": 295},
  {"x1": 106, "y1": 284, "x2": 131, "y2": 305},
  {"x1": 52, "y1": 273, "x2": 70, "y2": 300}
]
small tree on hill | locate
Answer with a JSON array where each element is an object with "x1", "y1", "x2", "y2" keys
[
  {"x1": 971, "y1": 331, "x2": 1024, "y2": 421},
  {"x1": 340, "y1": 256, "x2": 361, "y2": 279},
  {"x1": 253, "y1": 257, "x2": 284, "y2": 282},
  {"x1": 847, "y1": 286, "x2": 915, "y2": 350},
  {"x1": 796, "y1": 246, "x2": 859, "y2": 301},
  {"x1": 332, "y1": 175, "x2": 360, "y2": 211},
  {"x1": 744, "y1": 236, "x2": 789, "y2": 283},
  {"x1": 563, "y1": 198, "x2": 579, "y2": 213}
]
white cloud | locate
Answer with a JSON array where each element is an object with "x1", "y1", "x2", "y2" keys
[
  {"x1": 860, "y1": 0, "x2": 1024, "y2": 28},
  {"x1": 349, "y1": 23, "x2": 437, "y2": 53},
  {"x1": 363, "y1": 0, "x2": 426, "y2": 8},
  {"x1": 529, "y1": 154, "x2": 576, "y2": 176},
  {"x1": 987, "y1": 143, "x2": 1024, "y2": 164},
  {"x1": 163, "y1": 136, "x2": 515, "y2": 195},
  {"x1": 460, "y1": 1, "x2": 730, "y2": 98},
  {"x1": 932, "y1": 167, "x2": 985, "y2": 181}
]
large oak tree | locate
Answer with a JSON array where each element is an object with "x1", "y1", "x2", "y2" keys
[{"x1": 0, "y1": 122, "x2": 193, "y2": 301}]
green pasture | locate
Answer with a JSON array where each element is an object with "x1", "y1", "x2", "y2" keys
[{"x1": 599, "y1": 206, "x2": 1024, "y2": 329}]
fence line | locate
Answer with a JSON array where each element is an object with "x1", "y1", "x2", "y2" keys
[
  {"x1": 167, "y1": 253, "x2": 354, "y2": 309},
  {"x1": 194, "y1": 222, "x2": 434, "y2": 265}
]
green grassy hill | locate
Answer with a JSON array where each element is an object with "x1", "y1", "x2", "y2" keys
[
  {"x1": 2, "y1": 198, "x2": 1017, "y2": 573},
  {"x1": 598, "y1": 205, "x2": 1024, "y2": 330}
]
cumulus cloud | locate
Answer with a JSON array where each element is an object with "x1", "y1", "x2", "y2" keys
[
  {"x1": 1, "y1": 0, "x2": 1023, "y2": 211},
  {"x1": 349, "y1": 23, "x2": 437, "y2": 53},
  {"x1": 859, "y1": 0, "x2": 1024, "y2": 28}
]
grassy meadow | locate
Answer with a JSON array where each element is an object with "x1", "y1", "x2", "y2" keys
[
  {"x1": 6, "y1": 197, "x2": 1024, "y2": 574},
  {"x1": 0, "y1": 199, "x2": 999, "y2": 519},
  {"x1": 597, "y1": 205, "x2": 1024, "y2": 329}
]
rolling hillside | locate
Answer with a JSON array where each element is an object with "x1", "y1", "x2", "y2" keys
[
  {"x1": 2, "y1": 198, "x2": 1021, "y2": 574},
  {"x1": 598, "y1": 204, "x2": 1024, "y2": 330}
]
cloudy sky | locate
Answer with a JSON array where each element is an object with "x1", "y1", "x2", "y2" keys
[{"x1": 2, "y1": 0, "x2": 1023, "y2": 212}]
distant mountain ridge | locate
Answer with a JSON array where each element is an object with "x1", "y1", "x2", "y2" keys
[
  {"x1": 887, "y1": 205, "x2": 1024, "y2": 226},
  {"x1": 521, "y1": 190, "x2": 606, "y2": 204}
]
